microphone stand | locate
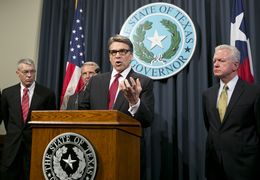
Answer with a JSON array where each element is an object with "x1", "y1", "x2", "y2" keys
[{"x1": 74, "y1": 84, "x2": 86, "y2": 109}]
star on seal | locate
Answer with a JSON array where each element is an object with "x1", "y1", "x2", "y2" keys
[{"x1": 62, "y1": 154, "x2": 77, "y2": 169}]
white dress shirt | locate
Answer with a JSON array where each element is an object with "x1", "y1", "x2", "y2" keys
[
  {"x1": 217, "y1": 75, "x2": 238, "y2": 106},
  {"x1": 110, "y1": 66, "x2": 140, "y2": 116},
  {"x1": 20, "y1": 82, "x2": 35, "y2": 106}
]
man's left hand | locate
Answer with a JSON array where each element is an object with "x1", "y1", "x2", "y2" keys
[{"x1": 119, "y1": 77, "x2": 142, "y2": 105}]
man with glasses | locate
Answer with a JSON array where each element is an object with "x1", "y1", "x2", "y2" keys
[
  {"x1": 79, "y1": 34, "x2": 154, "y2": 179},
  {"x1": 67, "y1": 61, "x2": 100, "y2": 110},
  {"x1": 0, "y1": 58, "x2": 56, "y2": 180},
  {"x1": 79, "y1": 34, "x2": 154, "y2": 128}
]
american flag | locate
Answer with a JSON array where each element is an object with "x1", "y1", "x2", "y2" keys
[
  {"x1": 230, "y1": 0, "x2": 254, "y2": 83},
  {"x1": 60, "y1": 0, "x2": 85, "y2": 109}
]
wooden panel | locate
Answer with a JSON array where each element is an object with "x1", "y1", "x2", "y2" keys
[
  {"x1": 116, "y1": 130, "x2": 140, "y2": 179},
  {"x1": 30, "y1": 111, "x2": 141, "y2": 180},
  {"x1": 31, "y1": 128, "x2": 117, "y2": 179},
  {"x1": 30, "y1": 110, "x2": 141, "y2": 137},
  {"x1": 31, "y1": 110, "x2": 139, "y2": 125}
]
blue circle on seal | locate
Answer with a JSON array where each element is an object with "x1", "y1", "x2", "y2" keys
[{"x1": 120, "y1": 2, "x2": 197, "y2": 80}]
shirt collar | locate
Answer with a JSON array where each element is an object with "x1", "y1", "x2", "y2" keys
[
  {"x1": 220, "y1": 75, "x2": 238, "y2": 91},
  {"x1": 111, "y1": 66, "x2": 131, "y2": 79},
  {"x1": 20, "y1": 81, "x2": 36, "y2": 93}
]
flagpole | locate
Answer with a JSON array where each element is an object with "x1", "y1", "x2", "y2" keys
[{"x1": 60, "y1": 0, "x2": 86, "y2": 109}]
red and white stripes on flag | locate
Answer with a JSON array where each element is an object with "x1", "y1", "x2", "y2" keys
[
  {"x1": 230, "y1": 0, "x2": 254, "y2": 83},
  {"x1": 60, "y1": 0, "x2": 85, "y2": 109}
]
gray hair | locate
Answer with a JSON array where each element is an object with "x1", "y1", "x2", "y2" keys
[
  {"x1": 215, "y1": 44, "x2": 240, "y2": 62},
  {"x1": 107, "y1": 34, "x2": 133, "y2": 52},
  {"x1": 83, "y1": 61, "x2": 100, "y2": 73},
  {"x1": 17, "y1": 58, "x2": 35, "y2": 69}
]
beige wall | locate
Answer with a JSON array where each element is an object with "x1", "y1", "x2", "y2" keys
[{"x1": 0, "y1": 0, "x2": 42, "y2": 134}]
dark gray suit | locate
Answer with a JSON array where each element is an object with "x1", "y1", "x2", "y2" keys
[
  {"x1": 0, "y1": 91, "x2": 2, "y2": 120},
  {"x1": 0, "y1": 83, "x2": 56, "y2": 180},
  {"x1": 79, "y1": 69, "x2": 154, "y2": 180},
  {"x1": 67, "y1": 93, "x2": 79, "y2": 110},
  {"x1": 79, "y1": 70, "x2": 154, "y2": 128},
  {"x1": 202, "y1": 79, "x2": 260, "y2": 180},
  {"x1": 66, "y1": 92, "x2": 84, "y2": 110}
]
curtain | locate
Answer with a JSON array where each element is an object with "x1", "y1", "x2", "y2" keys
[{"x1": 37, "y1": 0, "x2": 260, "y2": 179}]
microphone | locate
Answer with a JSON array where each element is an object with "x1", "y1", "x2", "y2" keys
[
  {"x1": 74, "y1": 93, "x2": 79, "y2": 109},
  {"x1": 79, "y1": 83, "x2": 87, "y2": 92},
  {"x1": 74, "y1": 84, "x2": 87, "y2": 109}
]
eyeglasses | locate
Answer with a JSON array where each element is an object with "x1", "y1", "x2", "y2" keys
[
  {"x1": 108, "y1": 49, "x2": 131, "y2": 56},
  {"x1": 19, "y1": 70, "x2": 36, "y2": 76}
]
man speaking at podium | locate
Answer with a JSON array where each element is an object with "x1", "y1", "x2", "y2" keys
[
  {"x1": 79, "y1": 35, "x2": 154, "y2": 179},
  {"x1": 79, "y1": 34, "x2": 154, "y2": 128}
]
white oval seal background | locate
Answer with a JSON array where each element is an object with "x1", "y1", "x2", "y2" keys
[{"x1": 120, "y1": 2, "x2": 197, "y2": 80}]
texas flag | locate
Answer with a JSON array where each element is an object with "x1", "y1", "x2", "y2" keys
[{"x1": 230, "y1": 0, "x2": 254, "y2": 83}]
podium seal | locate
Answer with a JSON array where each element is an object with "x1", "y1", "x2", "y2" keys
[
  {"x1": 42, "y1": 132, "x2": 97, "y2": 180},
  {"x1": 120, "y1": 2, "x2": 197, "y2": 80}
]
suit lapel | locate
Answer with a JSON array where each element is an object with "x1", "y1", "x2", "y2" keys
[
  {"x1": 113, "y1": 91, "x2": 125, "y2": 110},
  {"x1": 102, "y1": 73, "x2": 112, "y2": 109},
  {"x1": 211, "y1": 84, "x2": 222, "y2": 127},
  {"x1": 27, "y1": 83, "x2": 42, "y2": 122},
  {"x1": 14, "y1": 85, "x2": 24, "y2": 125},
  {"x1": 113, "y1": 70, "x2": 136, "y2": 110},
  {"x1": 105, "y1": 74, "x2": 111, "y2": 108},
  {"x1": 30, "y1": 84, "x2": 38, "y2": 111}
]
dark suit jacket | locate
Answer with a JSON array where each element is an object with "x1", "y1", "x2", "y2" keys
[
  {"x1": 0, "y1": 83, "x2": 56, "y2": 168},
  {"x1": 66, "y1": 91, "x2": 85, "y2": 110},
  {"x1": 202, "y1": 79, "x2": 260, "y2": 180},
  {"x1": 79, "y1": 70, "x2": 154, "y2": 128},
  {"x1": 0, "y1": 91, "x2": 2, "y2": 121}
]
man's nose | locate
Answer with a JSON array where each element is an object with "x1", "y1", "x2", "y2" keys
[{"x1": 213, "y1": 61, "x2": 219, "y2": 67}]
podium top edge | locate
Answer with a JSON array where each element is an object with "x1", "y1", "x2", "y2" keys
[{"x1": 30, "y1": 110, "x2": 141, "y2": 126}]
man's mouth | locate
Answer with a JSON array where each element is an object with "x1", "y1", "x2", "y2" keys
[{"x1": 115, "y1": 61, "x2": 122, "y2": 66}]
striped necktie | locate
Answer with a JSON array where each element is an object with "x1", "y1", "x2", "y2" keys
[
  {"x1": 22, "y1": 88, "x2": 29, "y2": 122},
  {"x1": 108, "y1": 74, "x2": 121, "y2": 109}
]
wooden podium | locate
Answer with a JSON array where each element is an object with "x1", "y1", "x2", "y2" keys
[{"x1": 29, "y1": 110, "x2": 141, "y2": 180}]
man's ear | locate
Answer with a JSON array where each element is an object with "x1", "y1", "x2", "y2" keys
[
  {"x1": 233, "y1": 61, "x2": 239, "y2": 71},
  {"x1": 95, "y1": 67, "x2": 100, "y2": 73}
]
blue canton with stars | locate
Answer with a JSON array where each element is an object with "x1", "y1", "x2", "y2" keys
[{"x1": 68, "y1": 2, "x2": 85, "y2": 67}]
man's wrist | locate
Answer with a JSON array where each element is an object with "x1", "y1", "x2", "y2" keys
[{"x1": 128, "y1": 98, "x2": 140, "y2": 116}]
